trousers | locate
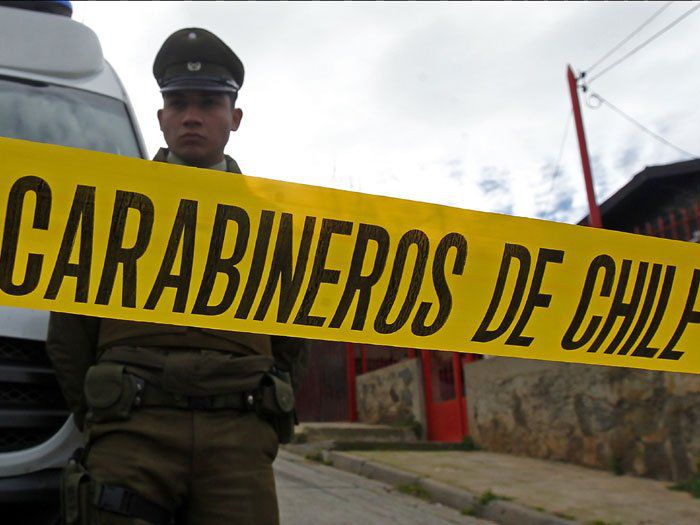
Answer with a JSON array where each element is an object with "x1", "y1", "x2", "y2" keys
[{"x1": 83, "y1": 407, "x2": 279, "y2": 525}]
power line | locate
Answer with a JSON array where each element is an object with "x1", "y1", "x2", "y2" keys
[
  {"x1": 587, "y1": 2, "x2": 700, "y2": 83},
  {"x1": 590, "y1": 91, "x2": 698, "y2": 159},
  {"x1": 550, "y1": 111, "x2": 573, "y2": 192},
  {"x1": 585, "y1": 1, "x2": 673, "y2": 75}
]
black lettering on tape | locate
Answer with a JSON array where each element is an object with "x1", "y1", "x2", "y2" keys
[
  {"x1": 631, "y1": 265, "x2": 675, "y2": 358},
  {"x1": 374, "y1": 229, "x2": 430, "y2": 335},
  {"x1": 589, "y1": 260, "x2": 648, "y2": 354},
  {"x1": 95, "y1": 191, "x2": 154, "y2": 307},
  {"x1": 294, "y1": 218, "x2": 353, "y2": 327},
  {"x1": 656, "y1": 268, "x2": 700, "y2": 361},
  {"x1": 44, "y1": 185, "x2": 95, "y2": 302},
  {"x1": 618, "y1": 263, "x2": 663, "y2": 356},
  {"x1": 235, "y1": 210, "x2": 275, "y2": 319},
  {"x1": 329, "y1": 223, "x2": 390, "y2": 330},
  {"x1": 0, "y1": 176, "x2": 52, "y2": 296},
  {"x1": 411, "y1": 232, "x2": 467, "y2": 337},
  {"x1": 505, "y1": 248, "x2": 564, "y2": 347},
  {"x1": 255, "y1": 214, "x2": 316, "y2": 323},
  {"x1": 471, "y1": 243, "x2": 531, "y2": 343},
  {"x1": 143, "y1": 199, "x2": 197, "y2": 312},
  {"x1": 561, "y1": 255, "x2": 615, "y2": 350},
  {"x1": 192, "y1": 204, "x2": 250, "y2": 316}
]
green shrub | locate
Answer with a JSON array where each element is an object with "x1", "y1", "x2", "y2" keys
[
  {"x1": 670, "y1": 475, "x2": 700, "y2": 498},
  {"x1": 461, "y1": 435, "x2": 479, "y2": 451},
  {"x1": 396, "y1": 483, "x2": 431, "y2": 501}
]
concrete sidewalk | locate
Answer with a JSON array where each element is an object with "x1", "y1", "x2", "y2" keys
[{"x1": 286, "y1": 444, "x2": 700, "y2": 525}]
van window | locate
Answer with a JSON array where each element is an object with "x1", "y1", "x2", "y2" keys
[{"x1": 0, "y1": 76, "x2": 141, "y2": 157}]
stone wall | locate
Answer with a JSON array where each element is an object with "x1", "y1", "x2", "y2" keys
[
  {"x1": 356, "y1": 359, "x2": 426, "y2": 439},
  {"x1": 465, "y1": 357, "x2": 700, "y2": 481}
]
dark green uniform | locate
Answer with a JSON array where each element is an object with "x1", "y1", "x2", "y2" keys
[
  {"x1": 48, "y1": 158, "x2": 303, "y2": 524},
  {"x1": 48, "y1": 28, "x2": 307, "y2": 524}
]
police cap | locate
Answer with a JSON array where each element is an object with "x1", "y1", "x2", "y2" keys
[{"x1": 153, "y1": 28, "x2": 244, "y2": 93}]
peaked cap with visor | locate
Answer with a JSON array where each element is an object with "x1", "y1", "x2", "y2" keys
[{"x1": 153, "y1": 27, "x2": 244, "y2": 94}]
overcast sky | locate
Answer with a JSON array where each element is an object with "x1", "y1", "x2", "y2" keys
[{"x1": 74, "y1": 1, "x2": 700, "y2": 224}]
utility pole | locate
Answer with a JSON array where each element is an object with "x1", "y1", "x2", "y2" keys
[{"x1": 567, "y1": 65, "x2": 603, "y2": 228}]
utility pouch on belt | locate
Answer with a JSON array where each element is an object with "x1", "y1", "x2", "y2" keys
[
  {"x1": 260, "y1": 369, "x2": 296, "y2": 444},
  {"x1": 60, "y1": 450, "x2": 91, "y2": 525},
  {"x1": 84, "y1": 364, "x2": 143, "y2": 423}
]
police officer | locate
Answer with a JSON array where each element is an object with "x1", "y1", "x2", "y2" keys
[{"x1": 48, "y1": 28, "x2": 304, "y2": 525}]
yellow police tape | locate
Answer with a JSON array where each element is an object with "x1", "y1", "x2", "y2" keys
[{"x1": 1, "y1": 137, "x2": 699, "y2": 374}]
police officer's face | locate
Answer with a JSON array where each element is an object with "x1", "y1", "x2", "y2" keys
[{"x1": 157, "y1": 91, "x2": 243, "y2": 167}]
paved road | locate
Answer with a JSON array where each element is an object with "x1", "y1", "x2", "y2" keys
[{"x1": 275, "y1": 451, "x2": 495, "y2": 525}]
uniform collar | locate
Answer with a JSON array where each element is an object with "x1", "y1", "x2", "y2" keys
[{"x1": 166, "y1": 150, "x2": 228, "y2": 172}]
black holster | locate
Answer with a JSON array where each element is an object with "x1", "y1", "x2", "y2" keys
[
  {"x1": 258, "y1": 368, "x2": 296, "y2": 444},
  {"x1": 60, "y1": 449, "x2": 91, "y2": 525},
  {"x1": 60, "y1": 448, "x2": 172, "y2": 525}
]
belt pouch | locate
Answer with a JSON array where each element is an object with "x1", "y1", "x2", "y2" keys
[
  {"x1": 84, "y1": 364, "x2": 138, "y2": 423},
  {"x1": 260, "y1": 371, "x2": 296, "y2": 444},
  {"x1": 260, "y1": 373, "x2": 295, "y2": 415}
]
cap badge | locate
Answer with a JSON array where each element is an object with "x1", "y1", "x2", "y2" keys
[{"x1": 187, "y1": 61, "x2": 202, "y2": 72}]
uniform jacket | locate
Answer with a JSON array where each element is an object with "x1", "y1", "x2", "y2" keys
[{"x1": 46, "y1": 148, "x2": 307, "y2": 429}]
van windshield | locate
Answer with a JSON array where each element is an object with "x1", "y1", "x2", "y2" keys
[{"x1": 0, "y1": 76, "x2": 141, "y2": 157}]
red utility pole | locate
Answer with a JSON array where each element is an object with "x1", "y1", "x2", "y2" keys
[{"x1": 567, "y1": 65, "x2": 603, "y2": 228}]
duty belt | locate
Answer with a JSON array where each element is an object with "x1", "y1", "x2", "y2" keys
[
  {"x1": 88, "y1": 346, "x2": 292, "y2": 418},
  {"x1": 129, "y1": 374, "x2": 258, "y2": 411}
]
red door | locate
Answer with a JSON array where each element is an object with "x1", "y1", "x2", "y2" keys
[{"x1": 421, "y1": 350, "x2": 468, "y2": 442}]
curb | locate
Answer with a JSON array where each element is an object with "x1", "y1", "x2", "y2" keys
[{"x1": 286, "y1": 447, "x2": 574, "y2": 525}]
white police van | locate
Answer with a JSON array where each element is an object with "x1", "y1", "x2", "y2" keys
[{"x1": 0, "y1": 2, "x2": 146, "y2": 521}]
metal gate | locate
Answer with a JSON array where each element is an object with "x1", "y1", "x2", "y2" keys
[
  {"x1": 296, "y1": 341, "x2": 478, "y2": 443},
  {"x1": 295, "y1": 340, "x2": 350, "y2": 422}
]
